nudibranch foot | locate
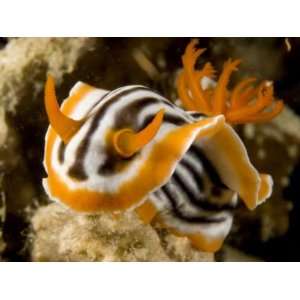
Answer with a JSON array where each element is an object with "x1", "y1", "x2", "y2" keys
[
  {"x1": 135, "y1": 200, "x2": 158, "y2": 224},
  {"x1": 163, "y1": 223, "x2": 228, "y2": 253}
]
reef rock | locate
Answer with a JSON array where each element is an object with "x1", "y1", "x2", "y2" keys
[
  {"x1": 0, "y1": 37, "x2": 96, "y2": 113},
  {"x1": 0, "y1": 38, "x2": 99, "y2": 260},
  {"x1": 31, "y1": 203, "x2": 214, "y2": 262}
]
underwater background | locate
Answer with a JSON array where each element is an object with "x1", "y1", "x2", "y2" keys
[{"x1": 0, "y1": 37, "x2": 299, "y2": 262}]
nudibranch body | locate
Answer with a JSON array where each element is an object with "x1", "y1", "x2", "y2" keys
[{"x1": 43, "y1": 40, "x2": 283, "y2": 252}]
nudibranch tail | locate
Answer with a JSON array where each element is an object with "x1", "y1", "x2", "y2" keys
[
  {"x1": 257, "y1": 174, "x2": 273, "y2": 205},
  {"x1": 44, "y1": 75, "x2": 84, "y2": 144},
  {"x1": 199, "y1": 123, "x2": 273, "y2": 210},
  {"x1": 177, "y1": 39, "x2": 284, "y2": 124},
  {"x1": 113, "y1": 109, "x2": 165, "y2": 158}
]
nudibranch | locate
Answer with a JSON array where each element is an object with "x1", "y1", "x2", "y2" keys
[{"x1": 43, "y1": 39, "x2": 284, "y2": 253}]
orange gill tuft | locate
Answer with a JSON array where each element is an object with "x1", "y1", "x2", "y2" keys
[{"x1": 176, "y1": 39, "x2": 284, "y2": 124}]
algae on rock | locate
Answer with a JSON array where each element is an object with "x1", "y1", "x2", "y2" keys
[
  {"x1": 0, "y1": 38, "x2": 99, "y2": 260},
  {"x1": 31, "y1": 203, "x2": 214, "y2": 262},
  {"x1": 0, "y1": 38, "x2": 96, "y2": 113}
]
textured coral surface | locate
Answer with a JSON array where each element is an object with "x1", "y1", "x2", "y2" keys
[{"x1": 31, "y1": 203, "x2": 213, "y2": 262}]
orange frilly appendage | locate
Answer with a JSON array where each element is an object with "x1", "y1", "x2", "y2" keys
[{"x1": 176, "y1": 39, "x2": 284, "y2": 125}]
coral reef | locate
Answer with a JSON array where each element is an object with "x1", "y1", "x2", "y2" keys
[
  {"x1": 31, "y1": 203, "x2": 213, "y2": 262},
  {"x1": 0, "y1": 38, "x2": 95, "y2": 113}
]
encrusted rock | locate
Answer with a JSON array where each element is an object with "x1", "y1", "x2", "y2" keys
[
  {"x1": 0, "y1": 38, "x2": 96, "y2": 113},
  {"x1": 31, "y1": 203, "x2": 214, "y2": 262},
  {"x1": 0, "y1": 38, "x2": 99, "y2": 260}
]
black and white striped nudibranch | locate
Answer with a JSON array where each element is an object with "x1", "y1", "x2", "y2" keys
[{"x1": 43, "y1": 39, "x2": 284, "y2": 252}]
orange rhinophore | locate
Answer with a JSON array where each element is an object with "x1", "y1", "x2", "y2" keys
[
  {"x1": 113, "y1": 109, "x2": 165, "y2": 158},
  {"x1": 44, "y1": 75, "x2": 84, "y2": 144},
  {"x1": 176, "y1": 39, "x2": 284, "y2": 124}
]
